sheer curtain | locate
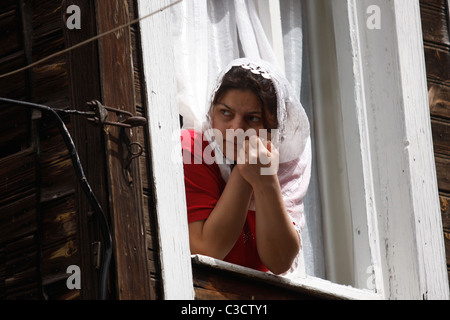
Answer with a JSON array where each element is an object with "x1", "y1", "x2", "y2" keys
[{"x1": 172, "y1": 0, "x2": 325, "y2": 279}]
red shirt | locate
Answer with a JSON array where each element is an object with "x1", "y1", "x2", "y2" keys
[{"x1": 182, "y1": 129, "x2": 268, "y2": 272}]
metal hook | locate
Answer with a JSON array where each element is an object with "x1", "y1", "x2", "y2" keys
[{"x1": 125, "y1": 142, "x2": 144, "y2": 169}]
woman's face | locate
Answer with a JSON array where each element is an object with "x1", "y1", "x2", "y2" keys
[{"x1": 212, "y1": 89, "x2": 265, "y2": 161}]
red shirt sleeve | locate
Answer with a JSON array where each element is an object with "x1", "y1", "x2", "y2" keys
[{"x1": 181, "y1": 130, "x2": 224, "y2": 223}]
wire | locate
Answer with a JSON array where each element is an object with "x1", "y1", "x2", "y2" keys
[
  {"x1": 0, "y1": 0, "x2": 183, "y2": 80},
  {"x1": 0, "y1": 97, "x2": 112, "y2": 300}
]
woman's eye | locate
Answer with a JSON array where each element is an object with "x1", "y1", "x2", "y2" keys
[
  {"x1": 221, "y1": 109, "x2": 232, "y2": 116},
  {"x1": 249, "y1": 115, "x2": 261, "y2": 123}
]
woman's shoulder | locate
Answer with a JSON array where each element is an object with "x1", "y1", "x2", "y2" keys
[
  {"x1": 181, "y1": 129, "x2": 206, "y2": 153},
  {"x1": 181, "y1": 129, "x2": 203, "y2": 141},
  {"x1": 181, "y1": 130, "x2": 223, "y2": 183},
  {"x1": 180, "y1": 129, "x2": 218, "y2": 166}
]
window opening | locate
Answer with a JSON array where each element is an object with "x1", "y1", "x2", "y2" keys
[
  {"x1": 172, "y1": 0, "x2": 385, "y2": 293},
  {"x1": 173, "y1": 0, "x2": 363, "y2": 287}
]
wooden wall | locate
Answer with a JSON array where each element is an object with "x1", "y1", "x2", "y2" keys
[
  {"x1": 420, "y1": 0, "x2": 450, "y2": 288},
  {"x1": 0, "y1": 0, "x2": 78, "y2": 299},
  {"x1": 0, "y1": 0, "x2": 161, "y2": 299}
]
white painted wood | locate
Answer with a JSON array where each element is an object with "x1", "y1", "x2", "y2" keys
[
  {"x1": 306, "y1": 0, "x2": 449, "y2": 299},
  {"x1": 389, "y1": 0, "x2": 448, "y2": 300},
  {"x1": 137, "y1": 0, "x2": 194, "y2": 300},
  {"x1": 192, "y1": 255, "x2": 381, "y2": 300},
  {"x1": 330, "y1": 0, "x2": 378, "y2": 293},
  {"x1": 330, "y1": 0, "x2": 449, "y2": 299}
]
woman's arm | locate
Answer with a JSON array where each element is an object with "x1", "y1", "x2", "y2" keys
[
  {"x1": 188, "y1": 167, "x2": 253, "y2": 260},
  {"x1": 237, "y1": 137, "x2": 300, "y2": 275},
  {"x1": 253, "y1": 176, "x2": 300, "y2": 275}
]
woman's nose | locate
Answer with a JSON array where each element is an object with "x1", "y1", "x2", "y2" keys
[{"x1": 229, "y1": 116, "x2": 247, "y2": 131}]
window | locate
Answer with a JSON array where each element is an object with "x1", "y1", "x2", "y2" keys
[
  {"x1": 137, "y1": 0, "x2": 449, "y2": 300},
  {"x1": 306, "y1": 0, "x2": 373, "y2": 289}
]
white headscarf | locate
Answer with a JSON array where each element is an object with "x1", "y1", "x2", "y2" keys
[{"x1": 195, "y1": 58, "x2": 311, "y2": 273}]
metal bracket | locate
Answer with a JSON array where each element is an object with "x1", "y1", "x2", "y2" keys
[
  {"x1": 84, "y1": 100, "x2": 146, "y2": 182},
  {"x1": 86, "y1": 100, "x2": 147, "y2": 129},
  {"x1": 92, "y1": 241, "x2": 102, "y2": 270},
  {"x1": 53, "y1": 100, "x2": 146, "y2": 185}
]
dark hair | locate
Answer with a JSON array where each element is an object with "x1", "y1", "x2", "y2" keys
[{"x1": 212, "y1": 66, "x2": 278, "y2": 129}]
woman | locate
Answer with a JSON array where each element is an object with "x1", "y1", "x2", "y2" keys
[{"x1": 181, "y1": 58, "x2": 311, "y2": 275}]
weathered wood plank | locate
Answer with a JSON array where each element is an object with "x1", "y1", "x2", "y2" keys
[
  {"x1": 96, "y1": 0, "x2": 151, "y2": 300},
  {"x1": 420, "y1": 0, "x2": 448, "y2": 11},
  {"x1": 194, "y1": 287, "x2": 245, "y2": 300},
  {"x1": 0, "y1": 51, "x2": 28, "y2": 99},
  {"x1": 0, "y1": 193, "x2": 37, "y2": 244},
  {"x1": 32, "y1": 56, "x2": 69, "y2": 104},
  {"x1": 193, "y1": 265, "x2": 320, "y2": 300},
  {"x1": 424, "y1": 46, "x2": 450, "y2": 84},
  {"x1": 0, "y1": 6, "x2": 22, "y2": 58},
  {"x1": 41, "y1": 197, "x2": 77, "y2": 244},
  {"x1": 0, "y1": 105, "x2": 29, "y2": 157},
  {"x1": 31, "y1": 0, "x2": 63, "y2": 47},
  {"x1": 4, "y1": 234, "x2": 39, "y2": 299},
  {"x1": 0, "y1": 149, "x2": 36, "y2": 201},
  {"x1": 441, "y1": 193, "x2": 450, "y2": 220},
  {"x1": 0, "y1": 0, "x2": 17, "y2": 15},
  {"x1": 41, "y1": 238, "x2": 80, "y2": 280},
  {"x1": 42, "y1": 279, "x2": 80, "y2": 300},
  {"x1": 436, "y1": 154, "x2": 450, "y2": 192},
  {"x1": 30, "y1": 0, "x2": 83, "y2": 300},
  {"x1": 62, "y1": 0, "x2": 107, "y2": 300},
  {"x1": 440, "y1": 193, "x2": 450, "y2": 269},
  {"x1": 431, "y1": 119, "x2": 450, "y2": 156},
  {"x1": 420, "y1": 1, "x2": 450, "y2": 46},
  {"x1": 428, "y1": 83, "x2": 450, "y2": 120},
  {"x1": 39, "y1": 122, "x2": 77, "y2": 202},
  {"x1": 40, "y1": 236, "x2": 81, "y2": 299},
  {"x1": 142, "y1": 194, "x2": 159, "y2": 263}
]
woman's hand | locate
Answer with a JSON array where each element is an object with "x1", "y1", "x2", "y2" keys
[
  {"x1": 236, "y1": 135, "x2": 279, "y2": 187},
  {"x1": 236, "y1": 135, "x2": 299, "y2": 274}
]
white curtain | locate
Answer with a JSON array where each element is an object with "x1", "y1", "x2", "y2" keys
[
  {"x1": 172, "y1": 0, "x2": 325, "y2": 279},
  {"x1": 171, "y1": 0, "x2": 282, "y2": 130},
  {"x1": 280, "y1": 0, "x2": 326, "y2": 279}
]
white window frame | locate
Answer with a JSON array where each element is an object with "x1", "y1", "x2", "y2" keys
[
  {"x1": 137, "y1": 0, "x2": 449, "y2": 300},
  {"x1": 137, "y1": 0, "x2": 194, "y2": 300}
]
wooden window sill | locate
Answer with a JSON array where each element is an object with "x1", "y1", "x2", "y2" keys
[{"x1": 191, "y1": 255, "x2": 381, "y2": 300}]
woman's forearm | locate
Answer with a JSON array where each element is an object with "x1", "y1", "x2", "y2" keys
[
  {"x1": 253, "y1": 176, "x2": 300, "y2": 275},
  {"x1": 188, "y1": 168, "x2": 253, "y2": 259}
]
